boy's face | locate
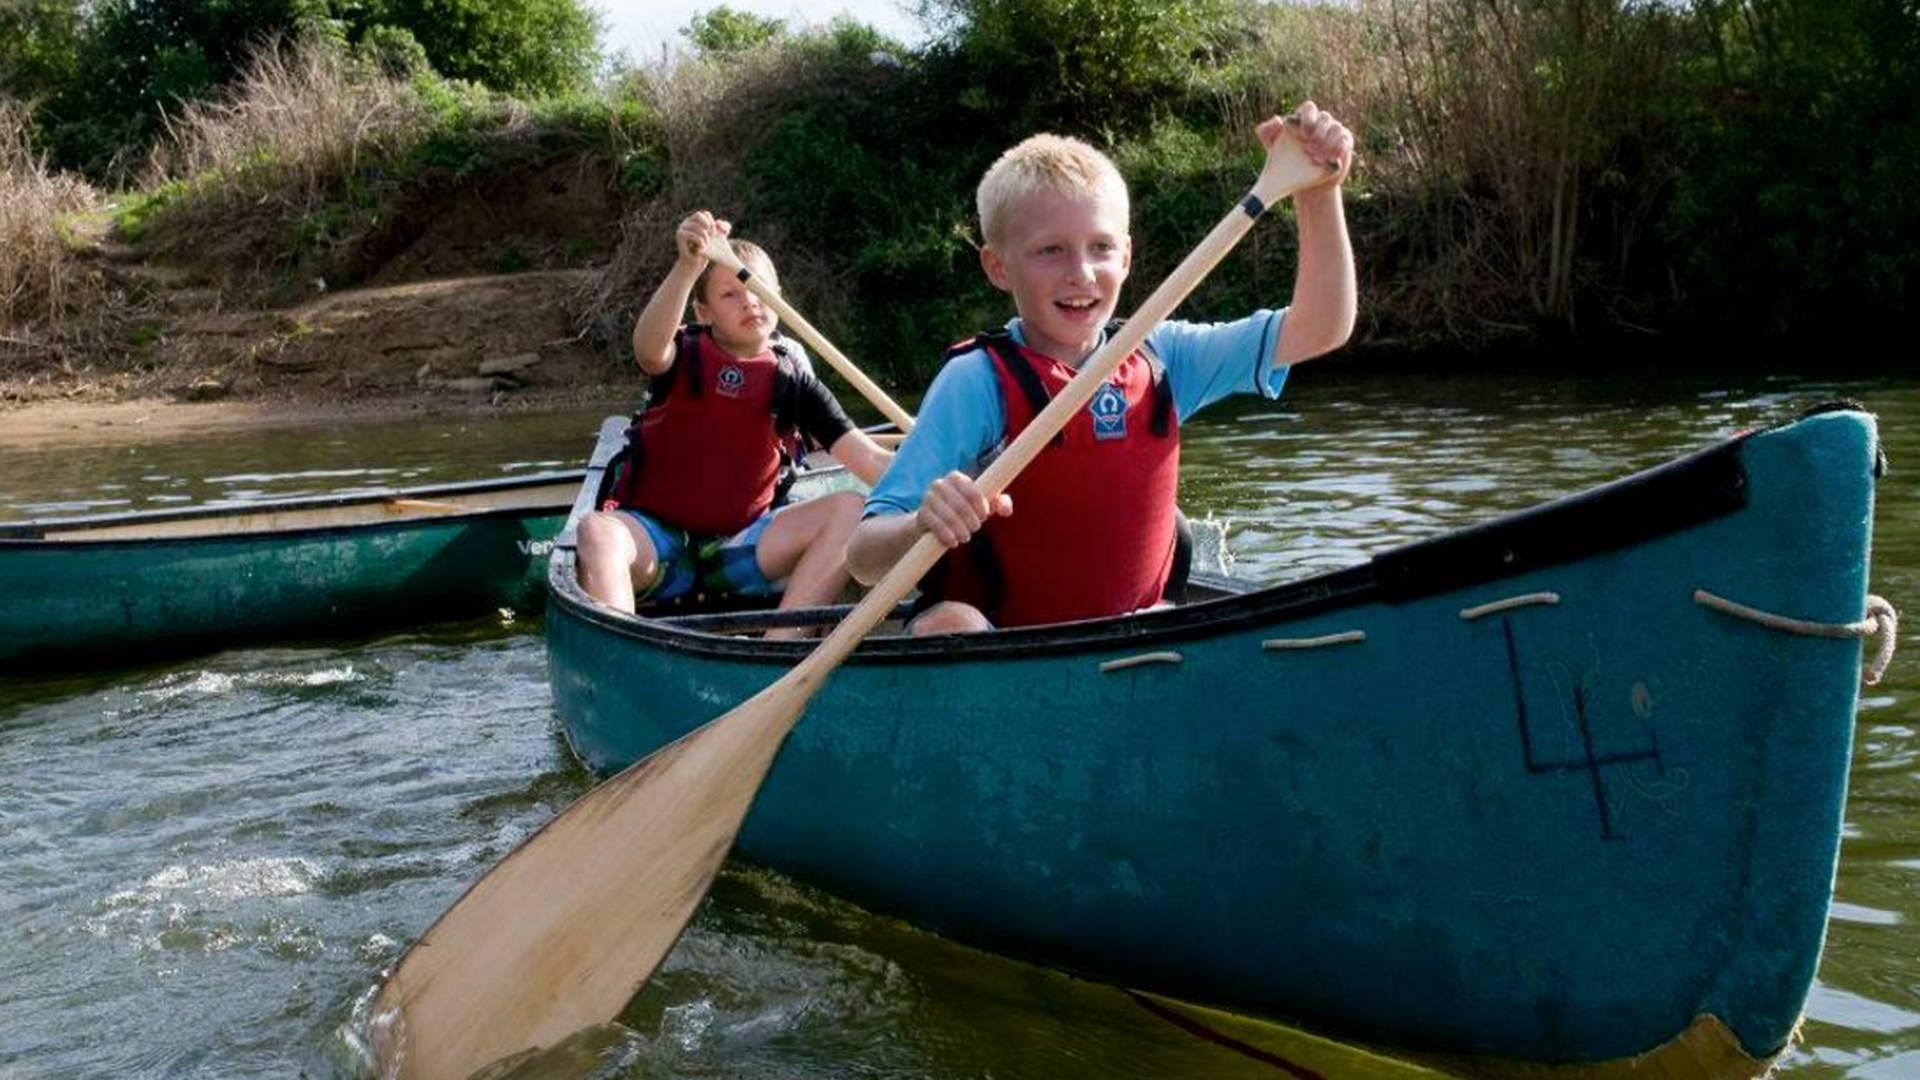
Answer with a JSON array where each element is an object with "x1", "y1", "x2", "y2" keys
[
  {"x1": 980, "y1": 189, "x2": 1131, "y2": 365},
  {"x1": 692, "y1": 261, "x2": 777, "y2": 355}
]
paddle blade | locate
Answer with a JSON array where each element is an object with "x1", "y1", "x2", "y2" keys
[{"x1": 369, "y1": 679, "x2": 808, "y2": 1079}]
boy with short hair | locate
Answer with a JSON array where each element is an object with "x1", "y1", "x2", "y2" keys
[
  {"x1": 846, "y1": 105, "x2": 1355, "y2": 631},
  {"x1": 578, "y1": 211, "x2": 892, "y2": 635}
]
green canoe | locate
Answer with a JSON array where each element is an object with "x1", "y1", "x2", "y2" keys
[{"x1": 0, "y1": 470, "x2": 581, "y2": 674}]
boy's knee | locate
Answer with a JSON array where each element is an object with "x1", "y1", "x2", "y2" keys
[
  {"x1": 820, "y1": 490, "x2": 864, "y2": 523},
  {"x1": 576, "y1": 512, "x2": 626, "y2": 555},
  {"x1": 909, "y1": 601, "x2": 992, "y2": 636}
]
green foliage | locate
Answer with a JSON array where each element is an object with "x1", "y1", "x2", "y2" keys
[
  {"x1": 114, "y1": 178, "x2": 197, "y2": 241},
  {"x1": 722, "y1": 23, "x2": 998, "y2": 372},
  {"x1": 1111, "y1": 119, "x2": 1277, "y2": 321},
  {"x1": 355, "y1": 0, "x2": 600, "y2": 96},
  {"x1": 23, "y1": 0, "x2": 1920, "y2": 369},
  {"x1": 916, "y1": 0, "x2": 1241, "y2": 134},
  {"x1": 682, "y1": 6, "x2": 786, "y2": 55},
  {"x1": 0, "y1": 0, "x2": 85, "y2": 106},
  {"x1": 24, "y1": 0, "x2": 318, "y2": 177},
  {"x1": 10, "y1": 0, "x2": 601, "y2": 178},
  {"x1": 1662, "y1": 0, "x2": 1919, "y2": 338},
  {"x1": 355, "y1": 24, "x2": 431, "y2": 79}
]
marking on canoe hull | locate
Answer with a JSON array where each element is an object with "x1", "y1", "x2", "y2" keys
[{"x1": 1503, "y1": 619, "x2": 1660, "y2": 842}]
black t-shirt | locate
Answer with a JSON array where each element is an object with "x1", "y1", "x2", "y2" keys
[{"x1": 785, "y1": 365, "x2": 857, "y2": 452}]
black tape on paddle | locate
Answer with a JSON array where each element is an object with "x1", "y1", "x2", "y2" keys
[{"x1": 1239, "y1": 193, "x2": 1266, "y2": 220}]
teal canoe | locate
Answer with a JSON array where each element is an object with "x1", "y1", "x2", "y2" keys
[
  {"x1": 0, "y1": 470, "x2": 580, "y2": 674},
  {"x1": 546, "y1": 407, "x2": 1890, "y2": 1077}
]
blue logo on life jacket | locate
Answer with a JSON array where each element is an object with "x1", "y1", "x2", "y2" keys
[
  {"x1": 716, "y1": 363, "x2": 746, "y2": 397},
  {"x1": 1090, "y1": 382, "x2": 1127, "y2": 441}
]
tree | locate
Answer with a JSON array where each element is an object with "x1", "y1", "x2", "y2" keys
[
  {"x1": 916, "y1": 0, "x2": 1237, "y2": 132},
  {"x1": 0, "y1": 0, "x2": 85, "y2": 106},
  {"x1": 357, "y1": 0, "x2": 600, "y2": 96},
  {"x1": 682, "y1": 5, "x2": 786, "y2": 55}
]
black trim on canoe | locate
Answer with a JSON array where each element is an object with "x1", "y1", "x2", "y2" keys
[
  {"x1": 0, "y1": 469, "x2": 585, "y2": 544},
  {"x1": 1371, "y1": 435, "x2": 1748, "y2": 601},
  {"x1": 549, "y1": 424, "x2": 1759, "y2": 665}
]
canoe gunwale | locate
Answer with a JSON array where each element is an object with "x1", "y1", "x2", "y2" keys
[
  {"x1": 1, "y1": 499, "x2": 575, "y2": 552},
  {"x1": 0, "y1": 468, "x2": 585, "y2": 541},
  {"x1": 548, "y1": 425, "x2": 1755, "y2": 664}
]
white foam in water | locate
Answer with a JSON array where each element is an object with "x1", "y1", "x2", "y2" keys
[
  {"x1": 357, "y1": 932, "x2": 398, "y2": 962},
  {"x1": 140, "y1": 665, "x2": 361, "y2": 701},
  {"x1": 277, "y1": 665, "x2": 359, "y2": 688},
  {"x1": 662, "y1": 999, "x2": 718, "y2": 1051},
  {"x1": 149, "y1": 856, "x2": 323, "y2": 902},
  {"x1": 139, "y1": 671, "x2": 238, "y2": 701},
  {"x1": 84, "y1": 857, "x2": 325, "y2": 950},
  {"x1": 1192, "y1": 513, "x2": 1235, "y2": 576}
]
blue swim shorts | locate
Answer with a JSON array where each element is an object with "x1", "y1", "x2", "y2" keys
[{"x1": 621, "y1": 509, "x2": 780, "y2": 603}]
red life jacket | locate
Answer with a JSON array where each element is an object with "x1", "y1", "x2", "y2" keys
[
  {"x1": 924, "y1": 328, "x2": 1179, "y2": 627},
  {"x1": 606, "y1": 326, "x2": 803, "y2": 536}
]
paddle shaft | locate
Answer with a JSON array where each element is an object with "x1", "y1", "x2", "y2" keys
[{"x1": 701, "y1": 238, "x2": 917, "y2": 434}]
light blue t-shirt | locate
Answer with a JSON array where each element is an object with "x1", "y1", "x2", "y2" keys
[{"x1": 865, "y1": 310, "x2": 1287, "y2": 517}]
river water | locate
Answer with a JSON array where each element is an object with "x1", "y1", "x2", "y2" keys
[{"x1": 0, "y1": 369, "x2": 1912, "y2": 1077}]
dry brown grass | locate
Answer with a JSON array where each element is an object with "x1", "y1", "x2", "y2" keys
[
  {"x1": 0, "y1": 98, "x2": 111, "y2": 373},
  {"x1": 133, "y1": 36, "x2": 431, "y2": 289},
  {"x1": 146, "y1": 37, "x2": 428, "y2": 212},
  {"x1": 1210, "y1": 1, "x2": 1684, "y2": 345},
  {"x1": 1357, "y1": 0, "x2": 1684, "y2": 337},
  {"x1": 577, "y1": 44, "x2": 852, "y2": 369}
]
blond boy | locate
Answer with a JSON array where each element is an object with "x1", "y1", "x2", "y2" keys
[{"x1": 846, "y1": 106, "x2": 1355, "y2": 632}]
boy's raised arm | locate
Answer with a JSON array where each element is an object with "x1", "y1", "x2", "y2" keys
[
  {"x1": 631, "y1": 211, "x2": 730, "y2": 375},
  {"x1": 1269, "y1": 104, "x2": 1357, "y2": 367},
  {"x1": 827, "y1": 430, "x2": 894, "y2": 489}
]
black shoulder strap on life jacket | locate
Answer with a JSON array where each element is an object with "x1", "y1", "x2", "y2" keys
[
  {"x1": 677, "y1": 325, "x2": 706, "y2": 400},
  {"x1": 769, "y1": 339, "x2": 808, "y2": 506},
  {"x1": 643, "y1": 325, "x2": 705, "y2": 410},
  {"x1": 769, "y1": 336, "x2": 802, "y2": 438},
  {"x1": 1146, "y1": 353, "x2": 1174, "y2": 438},
  {"x1": 598, "y1": 444, "x2": 633, "y2": 510},
  {"x1": 973, "y1": 329, "x2": 1064, "y2": 448}
]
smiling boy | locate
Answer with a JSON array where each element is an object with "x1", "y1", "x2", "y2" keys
[{"x1": 846, "y1": 105, "x2": 1356, "y2": 632}]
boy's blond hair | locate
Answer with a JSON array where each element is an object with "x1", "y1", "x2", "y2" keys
[
  {"x1": 692, "y1": 239, "x2": 777, "y2": 304},
  {"x1": 976, "y1": 134, "x2": 1129, "y2": 247}
]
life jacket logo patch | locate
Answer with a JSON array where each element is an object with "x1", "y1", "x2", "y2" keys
[
  {"x1": 716, "y1": 364, "x2": 747, "y2": 398},
  {"x1": 1090, "y1": 382, "x2": 1128, "y2": 441}
]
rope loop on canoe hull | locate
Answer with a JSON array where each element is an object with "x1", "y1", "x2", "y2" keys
[{"x1": 1695, "y1": 589, "x2": 1899, "y2": 686}]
